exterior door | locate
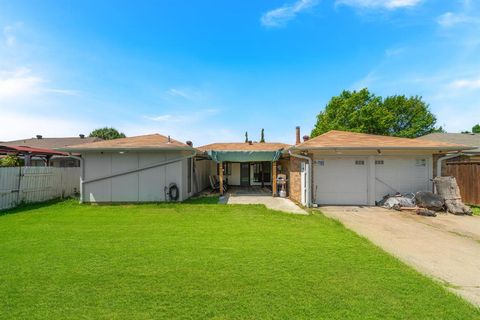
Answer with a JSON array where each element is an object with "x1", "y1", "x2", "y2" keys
[{"x1": 240, "y1": 163, "x2": 250, "y2": 186}]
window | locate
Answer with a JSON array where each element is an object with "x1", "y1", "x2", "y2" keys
[
  {"x1": 375, "y1": 160, "x2": 384, "y2": 165},
  {"x1": 415, "y1": 159, "x2": 426, "y2": 167},
  {"x1": 355, "y1": 160, "x2": 365, "y2": 165},
  {"x1": 315, "y1": 160, "x2": 325, "y2": 166}
]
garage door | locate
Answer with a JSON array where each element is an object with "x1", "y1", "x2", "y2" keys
[
  {"x1": 314, "y1": 157, "x2": 368, "y2": 205},
  {"x1": 374, "y1": 157, "x2": 431, "y2": 201}
]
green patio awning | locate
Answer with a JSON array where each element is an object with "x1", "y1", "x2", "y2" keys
[{"x1": 207, "y1": 150, "x2": 283, "y2": 163}]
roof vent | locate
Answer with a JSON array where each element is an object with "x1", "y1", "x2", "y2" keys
[
  {"x1": 186, "y1": 140, "x2": 193, "y2": 147},
  {"x1": 303, "y1": 135, "x2": 310, "y2": 142},
  {"x1": 36, "y1": 135, "x2": 43, "y2": 139},
  {"x1": 79, "y1": 134, "x2": 85, "y2": 139},
  {"x1": 248, "y1": 140, "x2": 253, "y2": 145}
]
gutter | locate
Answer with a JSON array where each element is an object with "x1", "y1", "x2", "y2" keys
[
  {"x1": 289, "y1": 150, "x2": 312, "y2": 208},
  {"x1": 434, "y1": 152, "x2": 463, "y2": 194}
]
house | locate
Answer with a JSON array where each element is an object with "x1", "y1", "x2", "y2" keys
[
  {"x1": 2, "y1": 134, "x2": 102, "y2": 167},
  {"x1": 59, "y1": 134, "x2": 209, "y2": 203},
  {"x1": 59, "y1": 129, "x2": 471, "y2": 206}
]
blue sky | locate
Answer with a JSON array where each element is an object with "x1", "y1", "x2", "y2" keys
[{"x1": 0, "y1": 0, "x2": 479, "y2": 145}]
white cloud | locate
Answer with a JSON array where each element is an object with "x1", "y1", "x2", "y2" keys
[
  {"x1": 336, "y1": 0, "x2": 422, "y2": 9},
  {"x1": 0, "y1": 67, "x2": 79, "y2": 99},
  {"x1": 450, "y1": 78, "x2": 480, "y2": 89},
  {"x1": 261, "y1": 0, "x2": 319, "y2": 28},
  {"x1": 166, "y1": 87, "x2": 204, "y2": 101},
  {"x1": 145, "y1": 109, "x2": 219, "y2": 123}
]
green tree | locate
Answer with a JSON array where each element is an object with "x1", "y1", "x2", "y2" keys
[
  {"x1": 311, "y1": 89, "x2": 443, "y2": 138},
  {"x1": 472, "y1": 124, "x2": 480, "y2": 134},
  {"x1": 0, "y1": 155, "x2": 21, "y2": 167},
  {"x1": 245, "y1": 131, "x2": 249, "y2": 143},
  {"x1": 260, "y1": 128, "x2": 265, "y2": 143},
  {"x1": 89, "y1": 127, "x2": 126, "y2": 140}
]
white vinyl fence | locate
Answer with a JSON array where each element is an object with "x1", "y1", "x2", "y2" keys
[{"x1": 0, "y1": 167, "x2": 80, "y2": 210}]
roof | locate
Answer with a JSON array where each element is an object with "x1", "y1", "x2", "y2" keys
[
  {"x1": 417, "y1": 133, "x2": 480, "y2": 153},
  {"x1": 198, "y1": 142, "x2": 291, "y2": 152},
  {"x1": 0, "y1": 145, "x2": 67, "y2": 156},
  {"x1": 58, "y1": 134, "x2": 194, "y2": 152},
  {"x1": 292, "y1": 130, "x2": 472, "y2": 151},
  {"x1": 2, "y1": 136, "x2": 102, "y2": 149}
]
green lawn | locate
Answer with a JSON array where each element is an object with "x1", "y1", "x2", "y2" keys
[{"x1": 0, "y1": 199, "x2": 478, "y2": 319}]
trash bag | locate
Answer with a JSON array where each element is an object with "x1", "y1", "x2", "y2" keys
[
  {"x1": 415, "y1": 191, "x2": 444, "y2": 211},
  {"x1": 383, "y1": 195, "x2": 415, "y2": 210}
]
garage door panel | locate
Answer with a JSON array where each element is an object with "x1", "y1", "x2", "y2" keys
[
  {"x1": 314, "y1": 158, "x2": 368, "y2": 205},
  {"x1": 375, "y1": 157, "x2": 431, "y2": 201}
]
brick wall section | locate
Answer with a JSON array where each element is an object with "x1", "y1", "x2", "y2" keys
[{"x1": 289, "y1": 157, "x2": 303, "y2": 204}]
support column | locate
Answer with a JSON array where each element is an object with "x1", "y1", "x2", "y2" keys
[
  {"x1": 272, "y1": 161, "x2": 277, "y2": 196},
  {"x1": 219, "y1": 161, "x2": 224, "y2": 195}
]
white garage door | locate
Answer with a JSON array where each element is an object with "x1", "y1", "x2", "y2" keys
[
  {"x1": 314, "y1": 157, "x2": 368, "y2": 205},
  {"x1": 374, "y1": 157, "x2": 431, "y2": 201}
]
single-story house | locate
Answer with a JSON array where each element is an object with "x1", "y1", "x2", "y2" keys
[
  {"x1": 60, "y1": 128, "x2": 471, "y2": 206},
  {"x1": 2, "y1": 134, "x2": 102, "y2": 167}
]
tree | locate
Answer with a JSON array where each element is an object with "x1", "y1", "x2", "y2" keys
[
  {"x1": 245, "y1": 131, "x2": 249, "y2": 143},
  {"x1": 311, "y1": 89, "x2": 443, "y2": 138},
  {"x1": 260, "y1": 128, "x2": 265, "y2": 143},
  {"x1": 89, "y1": 127, "x2": 126, "y2": 140},
  {"x1": 473, "y1": 124, "x2": 480, "y2": 134},
  {"x1": 0, "y1": 155, "x2": 21, "y2": 167}
]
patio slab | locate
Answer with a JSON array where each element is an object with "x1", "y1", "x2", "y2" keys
[{"x1": 223, "y1": 194, "x2": 307, "y2": 215}]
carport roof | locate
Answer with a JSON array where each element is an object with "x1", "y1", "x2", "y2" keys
[
  {"x1": 198, "y1": 142, "x2": 290, "y2": 152},
  {"x1": 292, "y1": 130, "x2": 473, "y2": 151},
  {"x1": 57, "y1": 134, "x2": 194, "y2": 152},
  {"x1": 197, "y1": 142, "x2": 290, "y2": 163}
]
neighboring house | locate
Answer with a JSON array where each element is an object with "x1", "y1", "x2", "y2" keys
[
  {"x1": 417, "y1": 133, "x2": 480, "y2": 173},
  {"x1": 60, "y1": 129, "x2": 470, "y2": 206},
  {"x1": 2, "y1": 134, "x2": 102, "y2": 167}
]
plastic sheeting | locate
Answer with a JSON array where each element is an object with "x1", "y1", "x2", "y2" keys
[{"x1": 207, "y1": 150, "x2": 283, "y2": 163}]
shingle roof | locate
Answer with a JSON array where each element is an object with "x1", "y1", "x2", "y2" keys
[
  {"x1": 58, "y1": 134, "x2": 193, "y2": 152},
  {"x1": 198, "y1": 142, "x2": 291, "y2": 152},
  {"x1": 2, "y1": 136, "x2": 102, "y2": 149},
  {"x1": 293, "y1": 130, "x2": 471, "y2": 151},
  {"x1": 417, "y1": 133, "x2": 480, "y2": 153}
]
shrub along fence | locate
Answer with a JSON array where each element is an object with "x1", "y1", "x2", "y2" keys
[
  {"x1": 0, "y1": 167, "x2": 80, "y2": 210},
  {"x1": 445, "y1": 161, "x2": 480, "y2": 206}
]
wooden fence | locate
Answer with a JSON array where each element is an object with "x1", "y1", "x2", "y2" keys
[
  {"x1": 0, "y1": 167, "x2": 80, "y2": 210},
  {"x1": 445, "y1": 162, "x2": 480, "y2": 205}
]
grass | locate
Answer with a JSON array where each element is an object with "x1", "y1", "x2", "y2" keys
[
  {"x1": 0, "y1": 200, "x2": 478, "y2": 319},
  {"x1": 471, "y1": 206, "x2": 480, "y2": 216}
]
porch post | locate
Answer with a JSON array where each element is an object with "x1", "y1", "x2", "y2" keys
[
  {"x1": 219, "y1": 161, "x2": 224, "y2": 195},
  {"x1": 272, "y1": 161, "x2": 277, "y2": 196}
]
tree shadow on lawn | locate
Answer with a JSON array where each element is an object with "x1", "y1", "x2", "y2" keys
[{"x1": 0, "y1": 197, "x2": 75, "y2": 217}]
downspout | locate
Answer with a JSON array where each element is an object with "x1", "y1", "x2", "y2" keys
[
  {"x1": 435, "y1": 152, "x2": 462, "y2": 193},
  {"x1": 289, "y1": 150, "x2": 312, "y2": 208}
]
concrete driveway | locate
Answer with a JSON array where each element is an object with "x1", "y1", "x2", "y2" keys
[{"x1": 320, "y1": 206, "x2": 480, "y2": 306}]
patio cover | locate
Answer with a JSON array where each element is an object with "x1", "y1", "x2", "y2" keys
[{"x1": 207, "y1": 150, "x2": 283, "y2": 163}]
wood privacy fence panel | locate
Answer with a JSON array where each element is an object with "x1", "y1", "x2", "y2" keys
[
  {"x1": 0, "y1": 167, "x2": 80, "y2": 210},
  {"x1": 445, "y1": 162, "x2": 480, "y2": 205}
]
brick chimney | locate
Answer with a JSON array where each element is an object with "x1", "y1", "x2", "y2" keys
[
  {"x1": 79, "y1": 134, "x2": 85, "y2": 139},
  {"x1": 295, "y1": 126, "x2": 301, "y2": 145},
  {"x1": 36, "y1": 135, "x2": 43, "y2": 139}
]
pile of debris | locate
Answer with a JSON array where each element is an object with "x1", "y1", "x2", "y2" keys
[{"x1": 379, "y1": 176, "x2": 472, "y2": 217}]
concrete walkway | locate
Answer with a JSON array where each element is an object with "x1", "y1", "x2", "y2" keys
[
  {"x1": 223, "y1": 194, "x2": 307, "y2": 215},
  {"x1": 319, "y1": 206, "x2": 480, "y2": 306}
]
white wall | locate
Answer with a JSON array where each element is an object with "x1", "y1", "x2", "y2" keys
[{"x1": 83, "y1": 151, "x2": 189, "y2": 203}]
